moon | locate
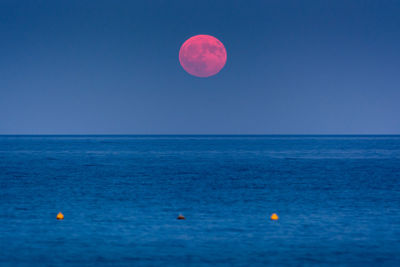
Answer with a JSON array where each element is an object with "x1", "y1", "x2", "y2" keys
[{"x1": 179, "y1": 35, "x2": 227, "y2": 77}]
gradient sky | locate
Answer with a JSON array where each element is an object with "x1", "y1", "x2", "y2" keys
[{"x1": 1, "y1": 0, "x2": 399, "y2": 134}]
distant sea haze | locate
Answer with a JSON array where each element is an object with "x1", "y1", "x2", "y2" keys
[{"x1": 1, "y1": 135, "x2": 399, "y2": 265}]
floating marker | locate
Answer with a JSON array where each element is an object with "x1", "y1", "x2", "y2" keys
[
  {"x1": 270, "y1": 213, "x2": 279, "y2": 220},
  {"x1": 56, "y1": 212, "x2": 64, "y2": 220},
  {"x1": 177, "y1": 214, "x2": 185, "y2": 220}
]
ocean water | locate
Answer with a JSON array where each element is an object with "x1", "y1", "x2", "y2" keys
[{"x1": 0, "y1": 135, "x2": 400, "y2": 266}]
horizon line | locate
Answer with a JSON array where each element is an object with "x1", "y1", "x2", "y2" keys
[{"x1": 1, "y1": 134, "x2": 400, "y2": 136}]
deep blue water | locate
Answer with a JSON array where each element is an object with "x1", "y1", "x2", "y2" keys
[{"x1": 1, "y1": 135, "x2": 400, "y2": 266}]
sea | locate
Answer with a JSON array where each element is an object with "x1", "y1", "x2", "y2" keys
[{"x1": 0, "y1": 135, "x2": 399, "y2": 266}]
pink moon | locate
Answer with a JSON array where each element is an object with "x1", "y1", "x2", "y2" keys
[{"x1": 179, "y1": 35, "x2": 227, "y2": 77}]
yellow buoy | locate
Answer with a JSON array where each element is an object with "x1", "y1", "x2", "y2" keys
[
  {"x1": 56, "y1": 212, "x2": 64, "y2": 220},
  {"x1": 177, "y1": 214, "x2": 185, "y2": 220},
  {"x1": 270, "y1": 213, "x2": 279, "y2": 220}
]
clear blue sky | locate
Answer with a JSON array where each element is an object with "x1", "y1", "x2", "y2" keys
[{"x1": 1, "y1": 0, "x2": 399, "y2": 134}]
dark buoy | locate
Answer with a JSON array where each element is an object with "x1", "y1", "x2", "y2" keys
[{"x1": 177, "y1": 214, "x2": 185, "y2": 220}]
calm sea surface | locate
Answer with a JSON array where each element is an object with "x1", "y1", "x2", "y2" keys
[{"x1": 1, "y1": 135, "x2": 400, "y2": 266}]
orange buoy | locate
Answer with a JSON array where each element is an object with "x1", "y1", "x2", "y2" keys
[
  {"x1": 270, "y1": 213, "x2": 279, "y2": 220},
  {"x1": 177, "y1": 214, "x2": 185, "y2": 220},
  {"x1": 56, "y1": 212, "x2": 64, "y2": 220}
]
